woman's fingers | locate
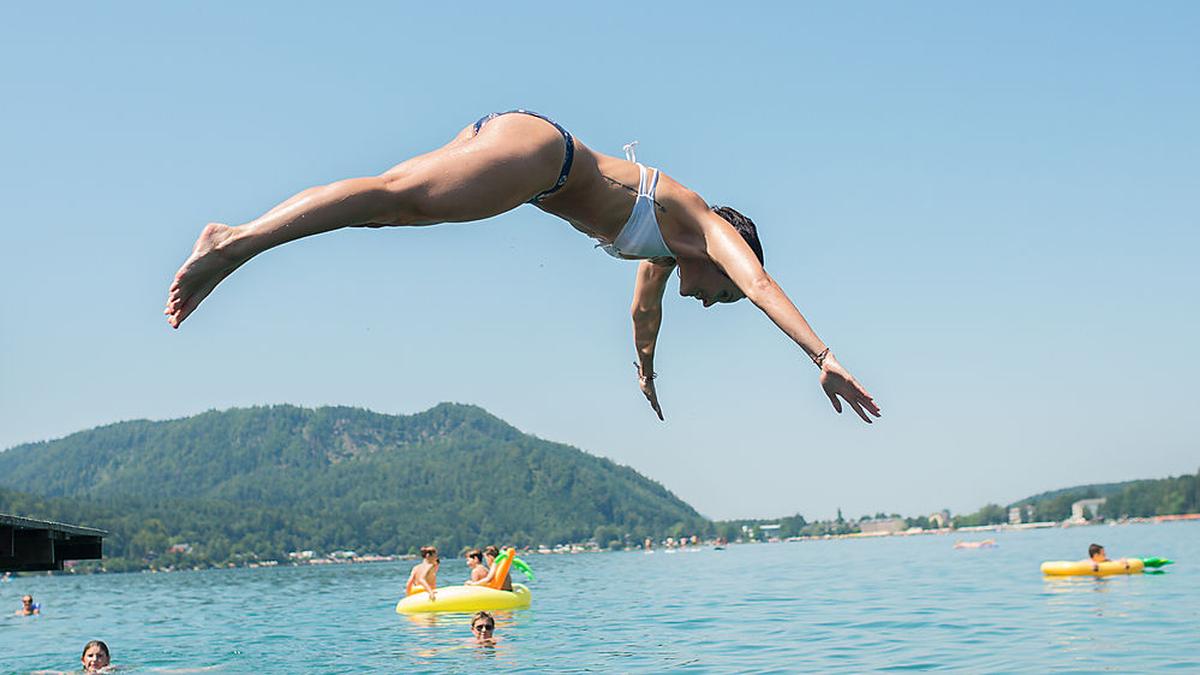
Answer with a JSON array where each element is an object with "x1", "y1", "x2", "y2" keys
[
  {"x1": 854, "y1": 384, "x2": 881, "y2": 416},
  {"x1": 848, "y1": 397, "x2": 873, "y2": 424},
  {"x1": 643, "y1": 383, "x2": 665, "y2": 420},
  {"x1": 827, "y1": 391, "x2": 842, "y2": 413},
  {"x1": 822, "y1": 369, "x2": 880, "y2": 422}
]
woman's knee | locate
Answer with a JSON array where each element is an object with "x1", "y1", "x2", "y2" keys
[{"x1": 372, "y1": 172, "x2": 439, "y2": 226}]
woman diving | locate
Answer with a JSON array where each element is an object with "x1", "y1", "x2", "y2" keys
[{"x1": 165, "y1": 110, "x2": 880, "y2": 423}]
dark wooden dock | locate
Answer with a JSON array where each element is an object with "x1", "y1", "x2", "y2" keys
[{"x1": 0, "y1": 513, "x2": 106, "y2": 572}]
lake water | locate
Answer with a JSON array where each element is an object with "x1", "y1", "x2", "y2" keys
[{"x1": 3, "y1": 522, "x2": 1198, "y2": 673}]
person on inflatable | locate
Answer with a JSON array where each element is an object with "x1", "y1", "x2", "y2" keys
[
  {"x1": 163, "y1": 111, "x2": 881, "y2": 424},
  {"x1": 1086, "y1": 543, "x2": 1130, "y2": 572},
  {"x1": 466, "y1": 546, "x2": 512, "y2": 591},
  {"x1": 464, "y1": 549, "x2": 488, "y2": 584},
  {"x1": 405, "y1": 546, "x2": 439, "y2": 601}
]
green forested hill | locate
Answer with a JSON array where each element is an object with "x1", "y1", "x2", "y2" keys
[
  {"x1": 950, "y1": 470, "x2": 1199, "y2": 526},
  {"x1": 0, "y1": 404, "x2": 707, "y2": 569},
  {"x1": 1010, "y1": 471, "x2": 1199, "y2": 521}
]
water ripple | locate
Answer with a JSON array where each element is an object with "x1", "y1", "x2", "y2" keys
[{"x1": 2, "y1": 522, "x2": 1198, "y2": 673}]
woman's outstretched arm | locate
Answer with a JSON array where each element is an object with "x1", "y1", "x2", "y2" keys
[
  {"x1": 690, "y1": 204, "x2": 881, "y2": 423},
  {"x1": 630, "y1": 260, "x2": 674, "y2": 420}
]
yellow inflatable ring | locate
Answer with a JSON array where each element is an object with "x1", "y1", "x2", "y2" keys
[
  {"x1": 395, "y1": 582, "x2": 532, "y2": 614},
  {"x1": 1040, "y1": 559, "x2": 1145, "y2": 576}
]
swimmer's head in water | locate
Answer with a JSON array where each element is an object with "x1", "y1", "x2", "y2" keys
[
  {"x1": 81, "y1": 640, "x2": 110, "y2": 672},
  {"x1": 471, "y1": 611, "x2": 496, "y2": 640},
  {"x1": 1088, "y1": 543, "x2": 1105, "y2": 561}
]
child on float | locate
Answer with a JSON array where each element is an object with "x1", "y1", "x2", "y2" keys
[{"x1": 405, "y1": 546, "x2": 439, "y2": 601}]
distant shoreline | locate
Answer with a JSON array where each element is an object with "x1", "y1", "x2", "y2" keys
[{"x1": 11, "y1": 515, "x2": 1194, "y2": 578}]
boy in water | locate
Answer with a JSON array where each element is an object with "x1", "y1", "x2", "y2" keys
[
  {"x1": 470, "y1": 611, "x2": 497, "y2": 645},
  {"x1": 406, "y1": 546, "x2": 439, "y2": 601}
]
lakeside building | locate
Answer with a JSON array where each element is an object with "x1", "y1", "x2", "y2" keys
[
  {"x1": 1070, "y1": 498, "x2": 1106, "y2": 523},
  {"x1": 859, "y1": 518, "x2": 906, "y2": 535},
  {"x1": 1008, "y1": 505, "x2": 1036, "y2": 525}
]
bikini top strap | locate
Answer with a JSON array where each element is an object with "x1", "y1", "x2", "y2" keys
[
  {"x1": 636, "y1": 163, "x2": 648, "y2": 196},
  {"x1": 647, "y1": 167, "x2": 660, "y2": 196}
]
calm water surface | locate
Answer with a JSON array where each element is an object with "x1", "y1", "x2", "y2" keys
[{"x1": 3, "y1": 522, "x2": 1198, "y2": 673}]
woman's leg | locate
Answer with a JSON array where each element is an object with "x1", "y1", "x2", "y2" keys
[{"x1": 165, "y1": 115, "x2": 567, "y2": 328}]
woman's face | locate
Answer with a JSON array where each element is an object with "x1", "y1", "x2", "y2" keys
[
  {"x1": 81, "y1": 645, "x2": 110, "y2": 672},
  {"x1": 676, "y1": 257, "x2": 744, "y2": 307},
  {"x1": 466, "y1": 556, "x2": 479, "y2": 569}
]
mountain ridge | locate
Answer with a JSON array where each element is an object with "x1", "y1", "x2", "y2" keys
[{"x1": 0, "y1": 403, "x2": 707, "y2": 565}]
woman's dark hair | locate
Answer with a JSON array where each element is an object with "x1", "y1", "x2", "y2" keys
[
  {"x1": 484, "y1": 545, "x2": 500, "y2": 558},
  {"x1": 712, "y1": 205, "x2": 764, "y2": 266},
  {"x1": 420, "y1": 546, "x2": 437, "y2": 559},
  {"x1": 1088, "y1": 543, "x2": 1104, "y2": 558},
  {"x1": 82, "y1": 640, "x2": 110, "y2": 659},
  {"x1": 466, "y1": 549, "x2": 483, "y2": 562}
]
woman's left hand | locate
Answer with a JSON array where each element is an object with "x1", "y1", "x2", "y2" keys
[{"x1": 819, "y1": 355, "x2": 881, "y2": 423}]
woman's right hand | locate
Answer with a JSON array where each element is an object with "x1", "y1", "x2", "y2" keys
[
  {"x1": 637, "y1": 363, "x2": 664, "y2": 420},
  {"x1": 818, "y1": 355, "x2": 881, "y2": 423}
]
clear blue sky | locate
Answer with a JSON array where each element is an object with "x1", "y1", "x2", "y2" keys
[{"x1": 2, "y1": 2, "x2": 1197, "y2": 520}]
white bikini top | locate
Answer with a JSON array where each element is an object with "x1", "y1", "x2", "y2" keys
[{"x1": 601, "y1": 142, "x2": 675, "y2": 260}]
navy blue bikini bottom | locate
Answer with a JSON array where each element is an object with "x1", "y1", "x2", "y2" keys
[{"x1": 473, "y1": 109, "x2": 575, "y2": 204}]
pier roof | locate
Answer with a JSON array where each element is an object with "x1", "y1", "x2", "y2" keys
[{"x1": 1, "y1": 513, "x2": 106, "y2": 572}]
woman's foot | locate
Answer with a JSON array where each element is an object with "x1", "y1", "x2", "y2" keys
[{"x1": 164, "y1": 222, "x2": 242, "y2": 328}]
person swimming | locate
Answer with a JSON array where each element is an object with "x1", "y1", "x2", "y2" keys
[
  {"x1": 464, "y1": 549, "x2": 488, "y2": 584},
  {"x1": 405, "y1": 546, "x2": 439, "y2": 601},
  {"x1": 16, "y1": 594, "x2": 40, "y2": 616},
  {"x1": 80, "y1": 640, "x2": 111, "y2": 673},
  {"x1": 466, "y1": 545, "x2": 513, "y2": 591},
  {"x1": 470, "y1": 611, "x2": 497, "y2": 645},
  {"x1": 164, "y1": 111, "x2": 880, "y2": 424}
]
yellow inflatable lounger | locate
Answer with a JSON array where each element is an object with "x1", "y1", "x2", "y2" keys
[
  {"x1": 1041, "y1": 559, "x2": 1145, "y2": 576},
  {"x1": 396, "y1": 583, "x2": 532, "y2": 614}
]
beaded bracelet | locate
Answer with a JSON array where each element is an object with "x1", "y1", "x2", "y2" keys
[{"x1": 812, "y1": 347, "x2": 830, "y2": 369}]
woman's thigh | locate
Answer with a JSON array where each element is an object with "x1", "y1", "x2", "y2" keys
[{"x1": 379, "y1": 115, "x2": 567, "y2": 225}]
